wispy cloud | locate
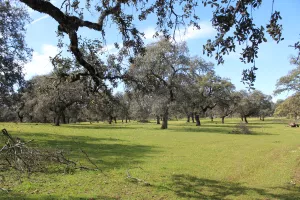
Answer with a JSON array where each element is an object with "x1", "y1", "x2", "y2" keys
[{"x1": 26, "y1": 15, "x2": 49, "y2": 27}]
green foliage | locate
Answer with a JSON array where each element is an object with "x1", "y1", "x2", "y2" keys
[
  {"x1": 274, "y1": 59, "x2": 300, "y2": 95},
  {"x1": 274, "y1": 93, "x2": 300, "y2": 119},
  {"x1": 18, "y1": 0, "x2": 297, "y2": 88},
  {"x1": 0, "y1": 1, "x2": 31, "y2": 106}
]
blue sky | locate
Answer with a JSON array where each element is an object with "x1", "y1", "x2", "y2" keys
[{"x1": 23, "y1": 0, "x2": 300, "y2": 101}]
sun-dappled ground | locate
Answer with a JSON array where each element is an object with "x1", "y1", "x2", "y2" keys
[{"x1": 1, "y1": 118, "x2": 300, "y2": 199}]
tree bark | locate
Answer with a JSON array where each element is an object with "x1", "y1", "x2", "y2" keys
[
  {"x1": 17, "y1": 112, "x2": 23, "y2": 123},
  {"x1": 221, "y1": 116, "x2": 225, "y2": 124},
  {"x1": 55, "y1": 114, "x2": 60, "y2": 126},
  {"x1": 108, "y1": 116, "x2": 112, "y2": 124},
  {"x1": 195, "y1": 113, "x2": 201, "y2": 126},
  {"x1": 156, "y1": 115, "x2": 160, "y2": 124},
  {"x1": 125, "y1": 117, "x2": 128, "y2": 123},
  {"x1": 114, "y1": 117, "x2": 117, "y2": 123},
  {"x1": 262, "y1": 116, "x2": 264, "y2": 121},
  {"x1": 187, "y1": 114, "x2": 190, "y2": 122},
  {"x1": 161, "y1": 108, "x2": 168, "y2": 129},
  {"x1": 241, "y1": 116, "x2": 244, "y2": 121},
  {"x1": 191, "y1": 113, "x2": 195, "y2": 123},
  {"x1": 210, "y1": 115, "x2": 213, "y2": 122},
  {"x1": 244, "y1": 116, "x2": 248, "y2": 123},
  {"x1": 61, "y1": 112, "x2": 66, "y2": 124}
]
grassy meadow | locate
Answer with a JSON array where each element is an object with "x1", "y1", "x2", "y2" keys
[{"x1": 1, "y1": 118, "x2": 300, "y2": 199}]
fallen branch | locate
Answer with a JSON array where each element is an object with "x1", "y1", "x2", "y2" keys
[
  {"x1": 0, "y1": 129, "x2": 101, "y2": 175},
  {"x1": 126, "y1": 167, "x2": 150, "y2": 186}
]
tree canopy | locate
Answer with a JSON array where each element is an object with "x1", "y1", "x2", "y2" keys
[
  {"x1": 18, "y1": 0, "x2": 298, "y2": 89},
  {"x1": 0, "y1": 1, "x2": 31, "y2": 105}
]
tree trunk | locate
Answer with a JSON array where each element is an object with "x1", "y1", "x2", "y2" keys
[
  {"x1": 156, "y1": 115, "x2": 160, "y2": 124},
  {"x1": 241, "y1": 116, "x2": 244, "y2": 121},
  {"x1": 61, "y1": 112, "x2": 66, "y2": 124},
  {"x1": 122, "y1": 119, "x2": 124, "y2": 123},
  {"x1": 55, "y1": 114, "x2": 60, "y2": 126},
  {"x1": 192, "y1": 113, "x2": 195, "y2": 123},
  {"x1": 108, "y1": 116, "x2": 112, "y2": 124},
  {"x1": 244, "y1": 116, "x2": 248, "y2": 123},
  {"x1": 195, "y1": 113, "x2": 201, "y2": 126},
  {"x1": 161, "y1": 108, "x2": 168, "y2": 129},
  {"x1": 262, "y1": 116, "x2": 265, "y2": 121},
  {"x1": 259, "y1": 116, "x2": 262, "y2": 120},
  {"x1": 43, "y1": 117, "x2": 47, "y2": 123},
  {"x1": 187, "y1": 114, "x2": 190, "y2": 122},
  {"x1": 221, "y1": 116, "x2": 225, "y2": 124},
  {"x1": 17, "y1": 112, "x2": 23, "y2": 123},
  {"x1": 210, "y1": 115, "x2": 213, "y2": 122},
  {"x1": 114, "y1": 117, "x2": 117, "y2": 123},
  {"x1": 125, "y1": 117, "x2": 128, "y2": 123}
]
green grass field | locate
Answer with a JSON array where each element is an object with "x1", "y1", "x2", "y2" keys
[{"x1": 1, "y1": 118, "x2": 300, "y2": 200}]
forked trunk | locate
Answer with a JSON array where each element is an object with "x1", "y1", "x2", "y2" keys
[
  {"x1": 244, "y1": 116, "x2": 248, "y2": 123},
  {"x1": 192, "y1": 113, "x2": 195, "y2": 123}
]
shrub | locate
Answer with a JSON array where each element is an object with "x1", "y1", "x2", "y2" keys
[{"x1": 231, "y1": 122, "x2": 252, "y2": 134}]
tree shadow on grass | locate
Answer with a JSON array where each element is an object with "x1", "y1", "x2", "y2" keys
[
  {"x1": 65, "y1": 124, "x2": 137, "y2": 130},
  {"x1": 168, "y1": 127, "x2": 276, "y2": 135},
  {"x1": 0, "y1": 193, "x2": 118, "y2": 200},
  {"x1": 155, "y1": 174, "x2": 300, "y2": 200},
  {"x1": 12, "y1": 132, "x2": 159, "y2": 171}
]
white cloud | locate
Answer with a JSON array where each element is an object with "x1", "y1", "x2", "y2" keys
[
  {"x1": 174, "y1": 22, "x2": 216, "y2": 41},
  {"x1": 24, "y1": 44, "x2": 59, "y2": 80},
  {"x1": 143, "y1": 21, "x2": 216, "y2": 42}
]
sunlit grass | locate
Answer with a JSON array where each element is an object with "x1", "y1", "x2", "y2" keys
[{"x1": 1, "y1": 118, "x2": 300, "y2": 199}]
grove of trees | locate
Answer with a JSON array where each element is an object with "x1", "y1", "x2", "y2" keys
[{"x1": 1, "y1": 0, "x2": 300, "y2": 127}]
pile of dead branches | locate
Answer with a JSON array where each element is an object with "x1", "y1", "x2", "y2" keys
[{"x1": 0, "y1": 129, "x2": 99, "y2": 175}]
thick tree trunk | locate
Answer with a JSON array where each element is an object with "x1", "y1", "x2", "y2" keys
[
  {"x1": 19, "y1": 116, "x2": 23, "y2": 123},
  {"x1": 55, "y1": 114, "x2": 61, "y2": 126},
  {"x1": 156, "y1": 115, "x2": 160, "y2": 124},
  {"x1": 161, "y1": 108, "x2": 168, "y2": 129},
  {"x1": 221, "y1": 116, "x2": 225, "y2": 124},
  {"x1": 192, "y1": 113, "x2": 195, "y2": 123},
  {"x1": 195, "y1": 114, "x2": 201, "y2": 126},
  {"x1": 17, "y1": 112, "x2": 23, "y2": 123},
  {"x1": 108, "y1": 116, "x2": 112, "y2": 124},
  {"x1": 244, "y1": 116, "x2": 248, "y2": 123},
  {"x1": 61, "y1": 112, "x2": 66, "y2": 124},
  {"x1": 187, "y1": 114, "x2": 190, "y2": 122}
]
